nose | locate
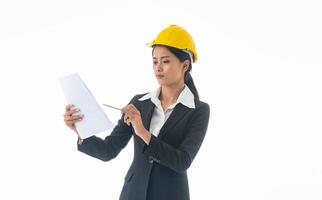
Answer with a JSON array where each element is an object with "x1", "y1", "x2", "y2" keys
[
  {"x1": 155, "y1": 62, "x2": 163, "y2": 72},
  {"x1": 156, "y1": 66, "x2": 162, "y2": 72}
]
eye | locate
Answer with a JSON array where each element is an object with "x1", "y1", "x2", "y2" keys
[
  {"x1": 153, "y1": 61, "x2": 158, "y2": 65},
  {"x1": 163, "y1": 60, "x2": 170, "y2": 64}
]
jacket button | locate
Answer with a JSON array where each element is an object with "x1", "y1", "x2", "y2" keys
[{"x1": 148, "y1": 156, "x2": 154, "y2": 163}]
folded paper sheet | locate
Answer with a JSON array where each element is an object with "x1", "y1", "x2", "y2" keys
[{"x1": 59, "y1": 73, "x2": 114, "y2": 139}]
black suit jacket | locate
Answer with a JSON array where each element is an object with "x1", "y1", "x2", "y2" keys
[{"x1": 77, "y1": 94, "x2": 210, "y2": 200}]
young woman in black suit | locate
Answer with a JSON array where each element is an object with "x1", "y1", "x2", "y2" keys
[{"x1": 63, "y1": 24, "x2": 210, "y2": 200}]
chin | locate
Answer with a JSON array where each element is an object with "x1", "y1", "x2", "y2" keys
[
  {"x1": 157, "y1": 81, "x2": 167, "y2": 86},
  {"x1": 156, "y1": 79, "x2": 177, "y2": 87},
  {"x1": 157, "y1": 80, "x2": 165, "y2": 85},
  {"x1": 157, "y1": 82, "x2": 173, "y2": 88}
]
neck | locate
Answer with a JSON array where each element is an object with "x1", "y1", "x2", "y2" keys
[{"x1": 159, "y1": 82, "x2": 185, "y2": 105}]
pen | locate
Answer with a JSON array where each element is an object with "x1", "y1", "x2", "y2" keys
[{"x1": 102, "y1": 104, "x2": 122, "y2": 111}]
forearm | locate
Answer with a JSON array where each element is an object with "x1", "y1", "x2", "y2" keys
[
  {"x1": 77, "y1": 136, "x2": 119, "y2": 161},
  {"x1": 137, "y1": 129, "x2": 152, "y2": 145},
  {"x1": 143, "y1": 135, "x2": 194, "y2": 172}
]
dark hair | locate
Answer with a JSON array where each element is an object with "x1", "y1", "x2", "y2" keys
[{"x1": 152, "y1": 45, "x2": 200, "y2": 100}]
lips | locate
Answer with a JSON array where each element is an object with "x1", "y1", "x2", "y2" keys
[{"x1": 156, "y1": 75, "x2": 164, "y2": 79}]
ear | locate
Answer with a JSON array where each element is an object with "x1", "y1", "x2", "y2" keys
[{"x1": 182, "y1": 60, "x2": 190, "y2": 72}]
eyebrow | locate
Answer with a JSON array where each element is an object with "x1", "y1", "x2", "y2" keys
[{"x1": 153, "y1": 56, "x2": 170, "y2": 59}]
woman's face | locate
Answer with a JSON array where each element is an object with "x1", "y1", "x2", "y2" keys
[{"x1": 152, "y1": 46, "x2": 189, "y2": 87}]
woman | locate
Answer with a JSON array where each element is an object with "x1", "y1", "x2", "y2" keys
[{"x1": 63, "y1": 24, "x2": 210, "y2": 200}]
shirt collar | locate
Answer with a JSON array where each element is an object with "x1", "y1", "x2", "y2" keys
[{"x1": 139, "y1": 84, "x2": 195, "y2": 109}]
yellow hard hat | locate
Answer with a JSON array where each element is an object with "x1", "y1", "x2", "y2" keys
[{"x1": 147, "y1": 24, "x2": 198, "y2": 63}]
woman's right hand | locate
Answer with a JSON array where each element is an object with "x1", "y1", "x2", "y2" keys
[{"x1": 63, "y1": 104, "x2": 84, "y2": 136}]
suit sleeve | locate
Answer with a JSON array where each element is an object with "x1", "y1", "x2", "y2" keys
[
  {"x1": 143, "y1": 103, "x2": 210, "y2": 172},
  {"x1": 77, "y1": 95, "x2": 138, "y2": 161}
]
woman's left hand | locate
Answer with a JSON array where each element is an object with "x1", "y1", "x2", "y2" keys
[{"x1": 122, "y1": 104, "x2": 151, "y2": 144}]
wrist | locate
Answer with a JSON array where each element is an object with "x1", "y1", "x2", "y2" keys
[{"x1": 140, "y1": 129, "x2": 151, "y2": 145}]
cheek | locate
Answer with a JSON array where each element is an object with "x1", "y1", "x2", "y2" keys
[
  {"x1": 166, "y1": 65, "x2": 182, "y2": 78},
  {"x1": 165, "y1": 63, "x2": 177, "y2": 72}
]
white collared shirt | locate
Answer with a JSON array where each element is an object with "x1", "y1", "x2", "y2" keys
[{"x1": 139, "y1": 85, "x2": 195, "y2": 137}]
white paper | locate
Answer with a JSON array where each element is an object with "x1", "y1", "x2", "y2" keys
[{"x1": 59, "y1": 73, "x2": 114, "y2": 139}]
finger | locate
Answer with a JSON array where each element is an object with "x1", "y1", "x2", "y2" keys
[
  {"x1": 123, "y1": 107, "x2": 135, "y2": 116},
  {"x1": 128, "y1": 104, "x2": 140, "y2": 115},
  {"x1": 128, "y1": 104, "x2": 136, "y2": 109},
  {"x1": 68, "y1": 114, "x2": 83, "y2": 120},
  {"x1": 128, "y1": 104, "x2": 139, "y2": 112},
  {"x1": 64, "y1": 108, "x2": 80, "y2": 117},
  {"x1": 123, "y1": 113, "x2": 127, "y2": 122},
  {"x1": 126, "y1": 105, "x2": 134, "y2": 113},
  {"x1": 65, "y1": 104, "x2": 74, "y2": 111},
  {"x1": 125, "y1": 110, "x2": 137, "y2": 121},
  {"x1": 123, "y1": 114, "x2": 130, "y2": 123},
  {"x1": 121, "y1": 107, "x2": 126, "y2": 114},
  {"x1": 123, "y1": 114, "x2": 132, "y2": 126},
  {"x1": 125, "y1": 117, "x2": 131, "y2": 126},
  {"x1": 127, "y1": 107, "x2": 139, "y2": 117},
  {"x1": 71, "y1": 110, "x2": 82, "y2": 116},
  {"x1": 65, "y1": 114, "x2": 84, "y2": 121},
  {"x1": 127, "y1": 110, "x2": 136, "y2": 117},
  {"x1": 121, "y1": 105, "x2": 130, "y2": 114},
  {"x1": 124, "y1": 118, "x2": 130, "y2": 126}
]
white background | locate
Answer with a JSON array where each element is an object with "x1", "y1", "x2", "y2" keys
[{"x1": 0, "y1": 0, "x2": 321, "y2": 199}]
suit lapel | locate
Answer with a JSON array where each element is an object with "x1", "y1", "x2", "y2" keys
[
  {"x1": 135, "y1": 100, "x2": 155, "y2": 150},
  {"x1": 141, "y1": 100, "x2": 155, "y2": 131},
  {"x1": 157, "y1": 103, "x2": 190, "y2": 139}
]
